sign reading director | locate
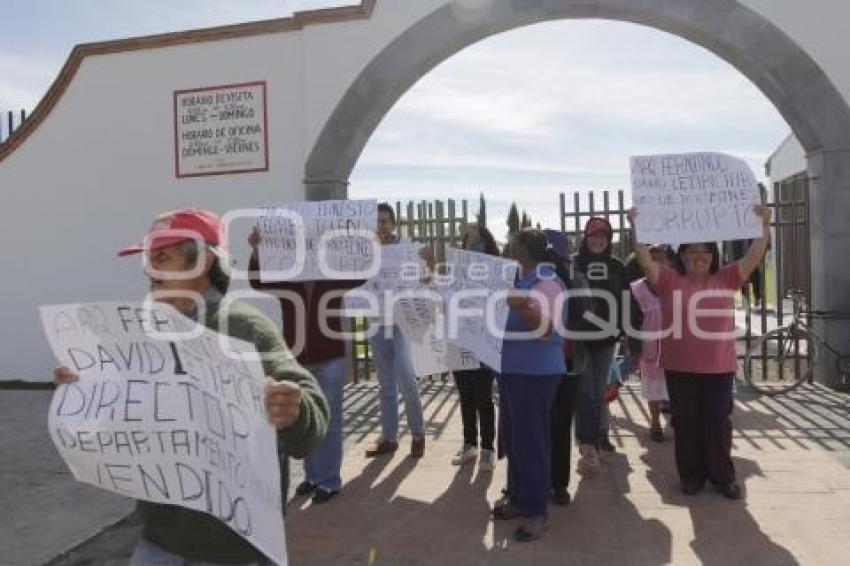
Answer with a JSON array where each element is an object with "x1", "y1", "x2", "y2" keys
[
  {"x1": 40, "y1": 301, "x2": 287, "y2": 565},
  {"x1": 175, "y1": 81, "x2": 269, "y2": 178}
]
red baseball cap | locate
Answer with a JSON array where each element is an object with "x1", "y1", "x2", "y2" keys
[
  {"x1": 584, "y1": 217, "x2": 612, "y2": 238},
  {"x1": 117, "y1": 208, "x2": 227, "y2": 257}
]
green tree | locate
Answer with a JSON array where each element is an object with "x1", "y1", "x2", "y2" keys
[
  {"x1": 521, "y1": 210, "x2": 532, "y2": 229},
  {"x1": 507, "y1": 203, "x2": 520, "y2": 235},
  {"x1": 477, "y1": 192, "x2": 487, "y2": 228}
]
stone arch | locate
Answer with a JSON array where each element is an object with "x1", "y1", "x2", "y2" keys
[
  {"x1": 304, "y1": 0, "x2": 850, "y2": 195},
  {"x1": 306, "y1": 0, "x2": 850, "y2": 385}
]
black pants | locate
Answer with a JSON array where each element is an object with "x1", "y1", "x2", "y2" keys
[
  {"x1": 550, "y1": 376, "x2": 579, "y2": 490},
  {"x1": 665, "y1": 371, "x2": 735, "y2": 486},
  {"x1": 454, "y1": 367, "x2": 495, "y2": 450}
]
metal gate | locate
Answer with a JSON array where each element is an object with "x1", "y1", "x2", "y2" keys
[{"x1": 0, "y1": 109, "x2": 28, "y2": 143}]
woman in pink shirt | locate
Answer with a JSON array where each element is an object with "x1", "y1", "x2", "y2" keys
[{"x1": 627, "y1": 206, "x2": 771, "y2": 499}]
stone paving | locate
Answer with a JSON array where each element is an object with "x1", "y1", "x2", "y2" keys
[
  {"x1": 3, "y1": 377, "x2": 850, "y2": 565},
  {"x1": 286, "y1": 379, "x2": 850, "y2": 566}
]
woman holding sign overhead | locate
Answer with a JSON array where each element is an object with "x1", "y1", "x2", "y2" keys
[
  {"x1": 627, "y1": 205, "x2": 771, "y2": 500},
  {"x1": 493, "y1": 229, "x2": 567, "y2": 542}
]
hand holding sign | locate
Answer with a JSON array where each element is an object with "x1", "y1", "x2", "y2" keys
[
  {"x1": 753, "y1": 205, "x2": 772, "y2": 231},
  {"x1": 247, "y1": 226, "x2": 261, "y2": 250},
  {"x1": 56, "y1": 362, "x2": 303, "y2": 431},
  {"x1": 264, "y1": 379, "x2": 302, "y2": 429},
  {"x1": 54, "y1": 366, "x2": 79, "y2": 384},
  {"x1": 626, "y1": 206, "x2": 637, "y2": 228}
]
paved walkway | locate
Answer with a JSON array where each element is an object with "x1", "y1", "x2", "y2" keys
[
  {"x1": 287, "y1": 379, "x2": 850, "y2": 566},
  {"x1": 4, "y1": 378, "x2": 850, "y2": 565}
]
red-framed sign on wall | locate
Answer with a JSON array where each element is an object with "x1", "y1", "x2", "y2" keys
[{"x1": 174, "y1": 80, "x2": 269, "y2": 178}]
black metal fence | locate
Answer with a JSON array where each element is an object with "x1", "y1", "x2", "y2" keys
[
  {"x1": 559, "y1": 189, "x2": 633, "y2": 258},
  {"x1": 0, "y1": 109, "x2": 28, "y2": 143}
]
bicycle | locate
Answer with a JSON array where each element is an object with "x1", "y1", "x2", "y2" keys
[{"x1": 744, "y1": 289, "x2": 850, "y2": 395}]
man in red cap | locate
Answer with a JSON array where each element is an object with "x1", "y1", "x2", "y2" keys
[{"x1": 55, "y1": 207, "x2": 329, "y2": 565}]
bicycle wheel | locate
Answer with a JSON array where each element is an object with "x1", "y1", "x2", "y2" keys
[{"x1": 744, "y1": 326, "x2": 815, "y2": 395}]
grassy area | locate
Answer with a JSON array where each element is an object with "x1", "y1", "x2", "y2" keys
[{"x1": 0, "y1": 380, "x2": 55, "y2": 390}]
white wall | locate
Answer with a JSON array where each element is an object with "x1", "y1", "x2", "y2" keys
[
  {"x1": 742, "y1": 0, "x2": 850, "y2": 190},
  {"x1": 767, "y1": 134, "x2": 806, "y2": 184},
  {"x1": 0, "y1": 32, "x2": 309, "y2": 379},
  {"x1": 741, "y1": 0, "x2": 850, "y2": 105}
]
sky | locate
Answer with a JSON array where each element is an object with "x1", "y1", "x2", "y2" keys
[{"x1": 0, "y1": 0, "x2": 791, "y2": 241}]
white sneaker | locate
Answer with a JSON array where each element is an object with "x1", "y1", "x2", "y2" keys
[
  {"x1": 451, "y1": 444, "x2": 478, "y2": 466},
  {"x1": 479, "y1": 449, "x2": 495, "y2": 471}
]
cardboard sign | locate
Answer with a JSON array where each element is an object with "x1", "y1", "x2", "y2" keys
[
  {"x1": 175, "y1": 81, "x2": 269, "y2": 177},
  {"x1": 343, "y1": 243, "x2": 425, "y2": 317},
  {"x1": 631, "y1": 152, "x2": 763, "y2": 244},
  {"x1": 393, "y1": 288, "x2": 480, "y2": 377},
  {"x1": 40, "y1": 302, "x2": 286, "y2": 566},
  {"x1": 442, "y1": 249, "x2": 518, "y2": 372},
  {"x1": 257, "y1": 199, "x2": 378, "y2": 282}
]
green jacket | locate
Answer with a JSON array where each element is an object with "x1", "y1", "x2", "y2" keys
[{"x1": 139, "y1": 293, "x2": 329, "y2": 563}]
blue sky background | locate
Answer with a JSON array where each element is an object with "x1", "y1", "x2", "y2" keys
[{"x1": 1, "y1": 0, "x2": 790, "y2": 241}]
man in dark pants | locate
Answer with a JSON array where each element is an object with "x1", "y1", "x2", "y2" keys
[{"x1": 248, "y1": 227, "x2": 365, "y2": 504}]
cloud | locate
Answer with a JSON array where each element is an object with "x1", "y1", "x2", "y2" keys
[
  {"x1": 0, "y1": 1, "x2": 360, "y2": 112},
  {"x1": 0, "y1": 53, "x2": 59, "y2": 110},
  {"x1": 354, "y1": 19, "x2": 789, "y2": 196}
]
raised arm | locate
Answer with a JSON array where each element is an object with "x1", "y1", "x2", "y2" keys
[
  {"x1": 737, "y1": 205, "x2": 772, "y2": 282},
  {"x1": 626, "y1": 207, "x2": 660, "y2": 286}
]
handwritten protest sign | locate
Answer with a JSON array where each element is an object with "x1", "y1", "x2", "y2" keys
[
  {"x1": 40, "y1": 302, "x2": 286, "y2": 566},
  {"x1": 393, "y1": 288, "x2": 479, "y2": 377},
  {"x1": 441, "y1": 249, "x2": 518, "y2": 372},
  {"x1": 343, "y1": 243, "x2": 425, "y2": 317},
  {"x1": 630, "y1": 152, "x2": 763, "y2": 244},
  {"x1": 257, "y1": 199, "x2": 377, "y2": 282}
]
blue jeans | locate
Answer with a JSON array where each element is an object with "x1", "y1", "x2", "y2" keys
[
  {"x1": 130, "y1": 538, "x2": 267, "y2": 565},
  {"x1": 575, "y1": 343, "x2": 616, "y2": 445},
  {"x1": 369, "y1": 325, "x2": 424, "y2": 440},
  {"x1": 303, "y1": 357, "x2": 347, "y2": 492}
]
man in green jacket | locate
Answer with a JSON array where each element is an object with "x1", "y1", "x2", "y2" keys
[{"x1": 54, "y1": 208, "x2": 329, "y2": 565}]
